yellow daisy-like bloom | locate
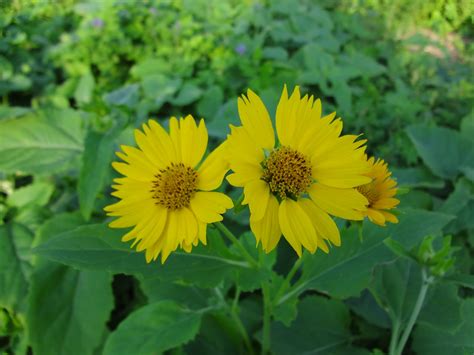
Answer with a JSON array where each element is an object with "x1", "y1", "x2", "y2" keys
[
  {"x1": 225, "y1": 85, "x2": 371, "y2": 256},
  {"x1": 105, "y1": 115, "x2": 233, "y2": 263},
  {"x1": 356, "y1": 156, "x2": 399, "y2": 226}
]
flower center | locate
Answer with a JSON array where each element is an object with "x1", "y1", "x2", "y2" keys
[
  {"x1": 356, "y1": 181, "x2": 378, "y2": 206},
  {"x1": 151, "y1": 163, "x2": 198, "y2": 210},
  {"x1": 261, "y1": 146, "x2": 313, "y2": 199}
]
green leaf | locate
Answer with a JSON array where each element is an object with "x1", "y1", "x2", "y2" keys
[
  {"x1": 78, "y1": 124, "x2": 124, "y2": 220},
  {"x1": 197, "y1": 86, "x2": 224, "y2": 119},
  {"x1": 277, "y1": 209, "x2": 453, "y2": 301},
  {"x1": 445, "y1": 274, "x2": 474, "y2": 289},
  {"x1": 171, "y1": 82, "x2": 203, "y2": 106},
  {"x1": 74, "y1": 72, "x2": 95, "y2": 104},
  {"x1": 392, "y1": 166, "x2": 444, "y2": 189},
  {"x1": 232, "y1": 232, "x2": 276, "y2": 292},
  {"x1": 103, "y1": 301, "x2": 203, "y2": 355},
  {"x1": 27, "y1": 212, "x2": 112, "y2": 355},
  {"x1": 34, "y1": 224, "x2": 248, "y2": 287},
  {"x1": 0, "y1": 106, "x2": 30, "y2": 121},
  {"x1": 103, "y1": 84, "x2": 139, "y2": 108},
  {"x1": 7, "y1": 181, "x2": 54, "y2": 208},
  {"x1": 346, "y1": 290, "x2": 391, "y2": 329},
  {"x1": 140, "y1": 278, "x2": 212, "y2": 310},
  {"x1": 27, "y1": 267, "x2": 113, "y2": 355},
  {"x1": 438, "y1": 179, "x2": 474, "y2": 233},
  {"x1": 412, "y1": 299, "x2": 474, "y2": 355},
  {"x1": 271, "y1": 296, "x2": 352, "y2": 354},
  {"x1": 0, "y1": 223, "x2": 33, "y2": 312},
  {"x1": 418, "y1": 283, "x2": 463, "y2": 332},
  {"x1": 186, "y1": 311, "x2": 243, "y2": 355},
  {"x1": 406, "y1": 125, "x2": 474, "y2": 180},
  {"x1": 0, "y1": 109, "x2": 85, "y2": 174}
]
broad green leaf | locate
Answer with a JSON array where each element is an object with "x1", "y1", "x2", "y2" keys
[
  {"x1": 232, "y1": 232, "x2": 276, "y2": 292},
  {"x1": 171, "y1": 82, "x2": 203, "y2": 106},
  {"x1": 27, "y1": 212, "x2": 112, "y2": 355},
  {"x1": 206, "y1": 99, "x2": 239, "y2": 139},
  {"x1": 277, "y1": 209, "x2": 453, "y2": 301},
  {"x1": 140, "y1": 278, "x2": 212, "y2": 310},
  {"x1": 0, "y1": 109, "x2": 85, "y2": 174},
  {"x1": 406, "y1": 125, "x2": 474, "y2": 180},
  {"x1": 78, "y1": 124, "x2": 124, "y2": 220},
  {"x1": 103, "y1": 301, "x2": 203, "y2": 355},
  {"x1": 197, "y1": 86, "x2": 224, "y2": 119},
  {"x1": 445, "y1": 274, "x2": 474, "y2": 289},
  {"x1": 370, "y1": 258, "x2": 421, "y2": 325},
  {"x1": 185, "y1": 312, "x2": 243, "y2": 355},
  {"x1": 0, "y1": 106, "x2": 30, "y2": 121},
  {"x1": 271, "y1": 296, "x2": 352, "y2": 354},
  {"x1": 27, "y1": 267, "x2": 113, "y2": 355},
  {"x1": 438, "y1": 179, "x2": 474, "y2": 233},
  {"x1": 392, "y1": 166, "x2": 444, "y2": 189},
  {"x1": 34, "y1": 224, "x2": 249, "y2": 287},
  {"x1": 0, "y1": 223, "x2": 33, "y2": 312},
  {"x1": 412, "y1": 299, "x2": 474, "y2": 355},
  {"x1": 346, "y1": 290, "x2": 391, "y2": 329},
  {"x1": 7, "y1": 181, "x2": 54, "y2": 208},
  {"x1": 419, "y1": 283, "x2": 463, "y2": 332},
  {"x1": 103, "y1": 84, "x2": 139, "y2": 108}
]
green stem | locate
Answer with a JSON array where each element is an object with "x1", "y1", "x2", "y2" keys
[
  {"x1": 388, "y1": 319, "x2": 401, "y2": 355},
  {"x1": 261, "y1": 281, "x2": 271, "y2": 355},
  {"x1": 395, "y1": 268, "x2": 431, "y2": 355},
  {"x1": 274, "y1": 256, "x2": 304, "y2": 305},
  {"x1": 214, "y1": 288, "x2": 254, "y2": 355},
  {"x1": 214, "y1": 222, "x2": 258, "y2": 267}
]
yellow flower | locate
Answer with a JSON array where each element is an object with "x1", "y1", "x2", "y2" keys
[
  {"x1": 225, "y1": 85, "x2": 371, "y2": 256},
  {"x1": 105, "y1": 115, "x2": 233, "y2": 263},
  {"x1": 356, "y1": 156, "x2": 399, "y2": 226}
]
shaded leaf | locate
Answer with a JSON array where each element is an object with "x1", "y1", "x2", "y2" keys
[
  {"x1": 34, "y1": 224, "x2": 249, "y2": 287},
  {"x1": 103, "y1": 301, "x2": 203, "y2": 355}
]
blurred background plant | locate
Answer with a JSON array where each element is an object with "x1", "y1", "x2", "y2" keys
[{"x1": 0, "y1": 0, "x2": 473, "y2": 354}]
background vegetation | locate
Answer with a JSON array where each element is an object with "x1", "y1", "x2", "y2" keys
[{"x1": 0, "y1": 0, "x2": 473, "y2": 354}]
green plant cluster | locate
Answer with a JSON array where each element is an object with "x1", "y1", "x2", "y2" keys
[{"x1": 0, "y1": 1, "x2": 473, "y2": 354}]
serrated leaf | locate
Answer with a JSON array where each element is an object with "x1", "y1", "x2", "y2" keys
[
  {"x1": 34, "y1": 224, "x2": 249, "y2": 287},
  {"x1": 103, "y1": 301, "x2": 203, "y2": 355},
  {"x1": 197, "y1": 86, "x2": 224, "y2": 119},
  {"x1": 0, "y1": 109, "x2": 84, "y2": 174},
  {"x1": 406, "y1": 125, "x2": 474, "y2": 180},
  {"x1": 271, "y1": 296, "x2": 352, "y2": 354}
]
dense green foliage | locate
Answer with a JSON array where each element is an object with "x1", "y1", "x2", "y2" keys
[{"x1": 0, "y1": 0, "x2": 473, "y2": 354}]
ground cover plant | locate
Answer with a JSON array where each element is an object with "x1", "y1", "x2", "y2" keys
[{"x1": 0, "y1": 0, "x2": 473, "y2": 354}]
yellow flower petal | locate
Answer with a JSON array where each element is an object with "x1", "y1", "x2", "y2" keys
[
  {"x1": 279, "y1": 199, "x2": 317, "y2": 256},
  {"x1": 250, "y1": 195, "x2": 281, "y2": 252},
  {"x1": 308, "y1": 183, "x2": 368, "y2": 220},
  {"x1": 238, "y1": 89, "x2": 275, "y2": 150},
  {"x1": 243, "y1": 179, "x2": 270, "y2": 222},
  {"x1": 299, "y1": 198, "x2": 341, "y2": 247},
  {"x1": 189, "y1": 191, "x2": 233, "y2": 223},
  {"x1": 197, "y1": 142, "x2": 229, "y2": 191}
]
